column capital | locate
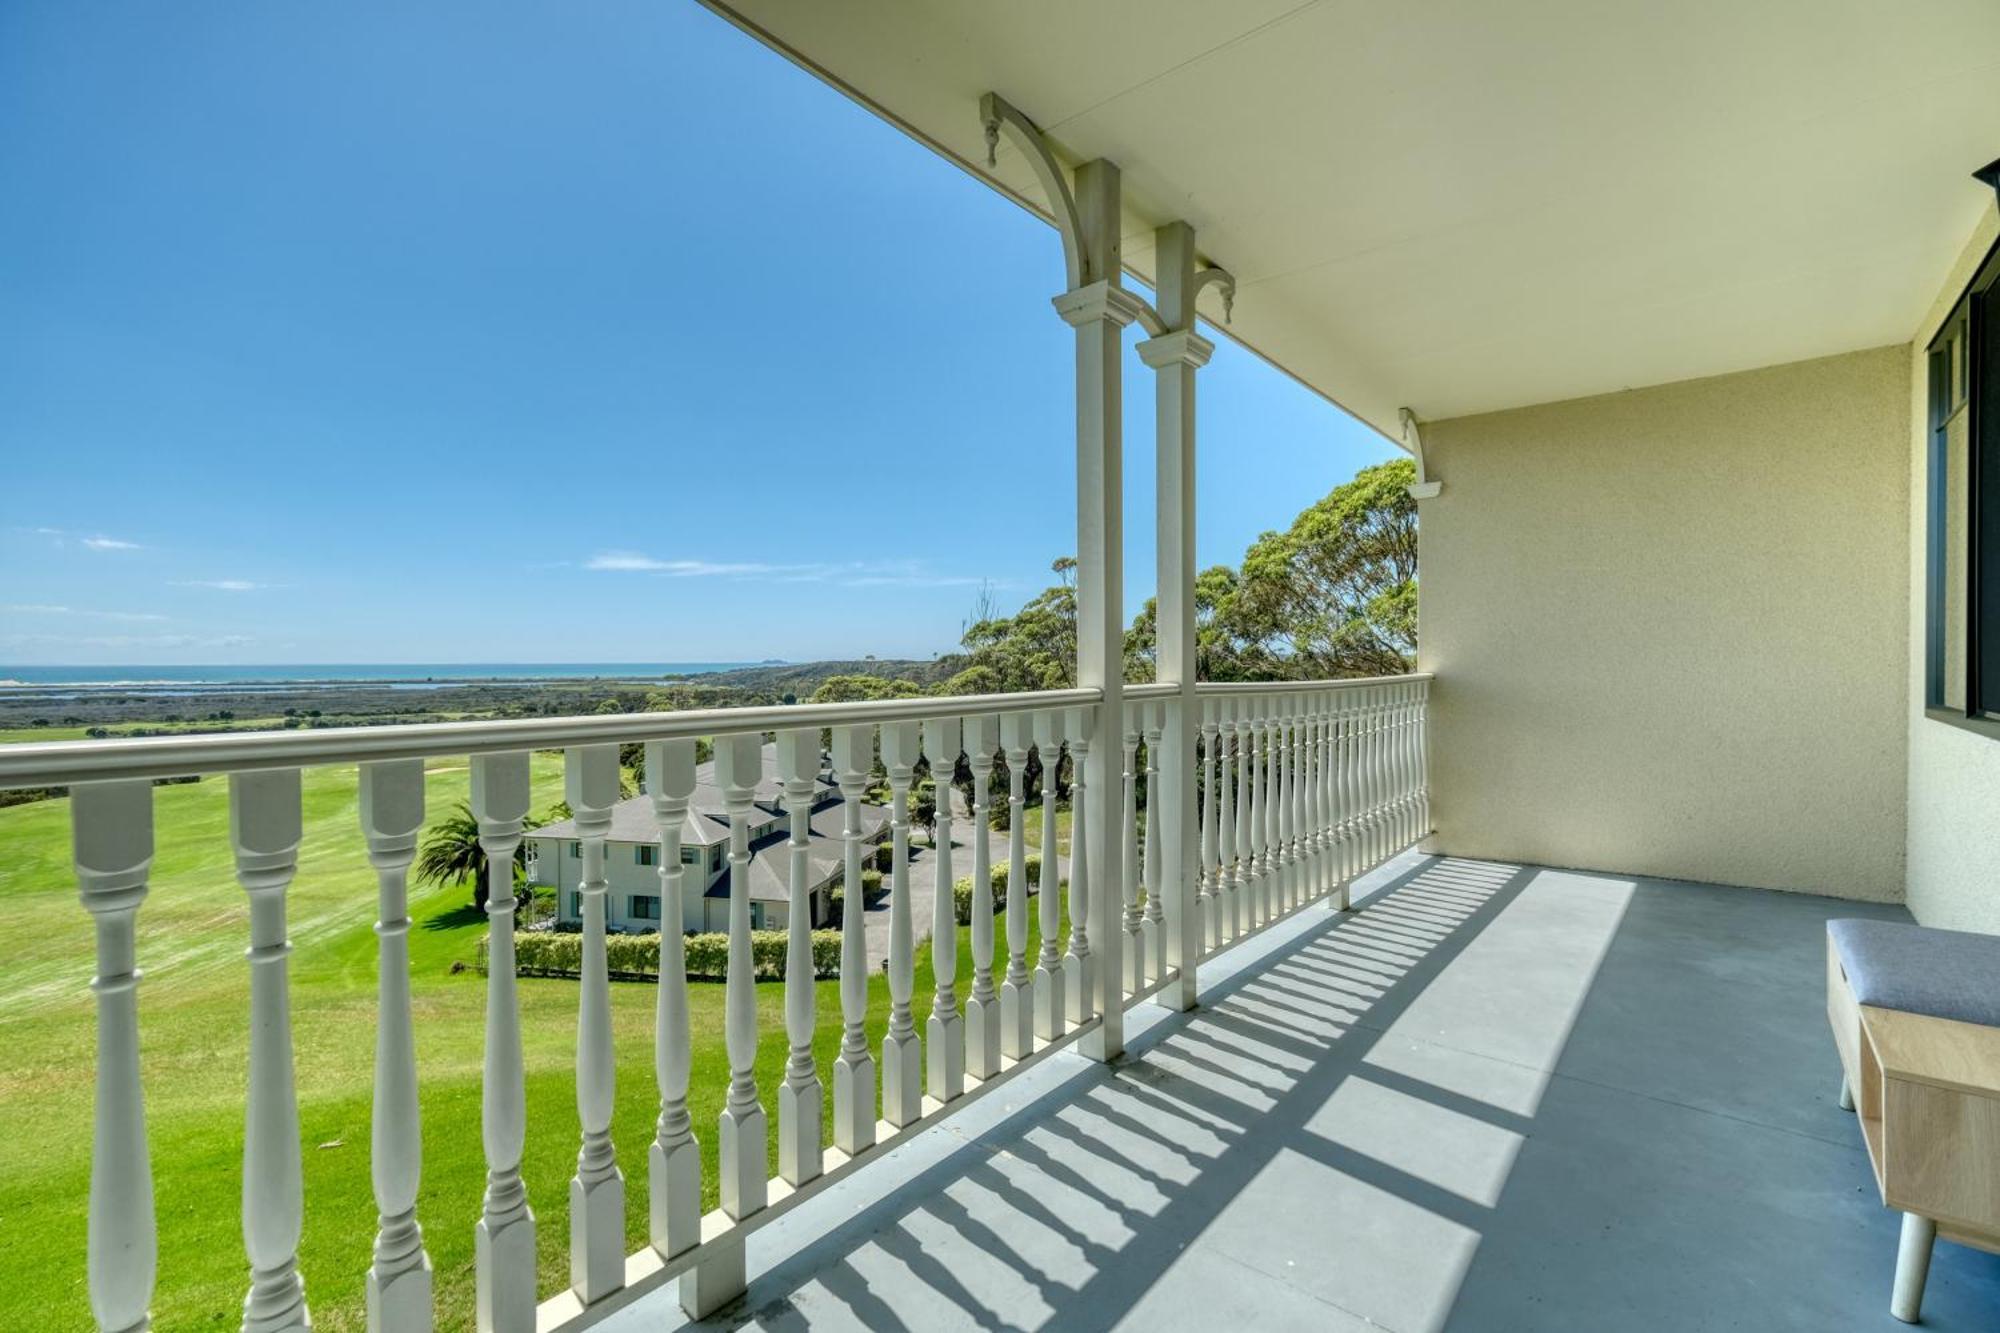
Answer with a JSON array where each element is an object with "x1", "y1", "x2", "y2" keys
[
  {"x1": 1053, "y1": 280, "x2": 1149, "y2": 330},
  {"x1": 1136, "y1": 329, "x2": 1215, "y2": 370}
]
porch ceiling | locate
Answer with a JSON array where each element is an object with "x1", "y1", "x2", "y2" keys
[{"x1": 704, "y1": 0, "x2": 2000, "y2": 440}]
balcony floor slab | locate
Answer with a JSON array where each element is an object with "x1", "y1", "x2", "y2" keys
[{"x1": 597, "y1": 852, "x2": 2000, "y2": 1332}]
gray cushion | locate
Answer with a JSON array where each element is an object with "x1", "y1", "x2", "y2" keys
[{"x1": 1828, "y1": 918, "x2": 2000, "y2": 1029}]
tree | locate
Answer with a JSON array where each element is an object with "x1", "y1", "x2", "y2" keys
[
  {"x1": 1232, "y1": 458, "x2": 1417, "y2": 677},
  {"x1": 955, "y1": 557, "x2": 1079, "y2": 692},
  {"x1": 810, "y1": 674, "x2": 924, "y2": 703},
  {"x1": 415, "y1": 800, "x2": 527, "y2": 912},
  {"x1": 1124, "y1": 564, "x2": 1255, "y2": 682}
]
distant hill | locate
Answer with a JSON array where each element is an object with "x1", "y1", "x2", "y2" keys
[{"x1": 661, "y1": 657, "x2": 962, "y2": 695}]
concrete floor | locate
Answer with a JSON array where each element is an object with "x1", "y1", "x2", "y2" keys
[{"x1": 602, "y1": 852, "x2": 2000, "y2": 1332}]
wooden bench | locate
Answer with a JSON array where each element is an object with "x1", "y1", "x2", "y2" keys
[{"x1": 1827, "y1": 920, "x2": 2000, "y2": 1322}]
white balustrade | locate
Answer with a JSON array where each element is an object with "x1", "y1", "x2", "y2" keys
[
  {"x1": 1063, "y1": 705, "x2": 1096, "y2": 1026},
  {"x1": 1119, "y1": 707, "x2": 1143, "y2": 995},
  {"x1": 19, "y1": 677, "x2": 1434, "y2": 1333},
  {"x1": 962, "y1": 717, "x2": 1001, "y2": 1080},
  {"x1": 924, "y1": 717, "x2": 965, "y2": 1101},
  {"x1": 358, "y1": 760, "x2": 431, "y2": 1333},
  {"x1": 712, "y1": 735, "x2": 767, "y2": 1222},
  {"x1": 564, "y1": 744, "x2": 623, "y2": 1304},
  {"x1": 1199, "y1": 704, "x2": 1220, "y2": 953},
  {"x1": 232, "y1": 768, "x2": 309, "y2": 1333},
  {"x1": 644, "y1": 740, "x2": 701, "y2": 1266},
  {"x1": 775, "y1": 730, "x2": 824, "y2": 1185},
  {"x1": 1031, "y1": 712, "x2": 1066, "y2": 1040},
  {"x1": 1140, "y1": 703, "x2": 1166, "y2": 985},
  {"x1": 73, "y1": 780, "x2": 157, "y2": 1333},
  {"x1": 880, "y1": 721, "x2": 923, "y2": 1126},
  {"x1": 998, "y1": 713, "x2": 1034, "y2": 1060},
  {"x1": 828, "y1": 726, "x2": 875, "y2": 1154},
  {"x1": 470, "y1": 751, "x2": 535, "y2": 1333}
]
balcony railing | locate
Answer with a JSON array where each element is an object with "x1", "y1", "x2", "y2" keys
[{"x1": 0, "y1": 674, "x2": 1430, "y2": 1333}]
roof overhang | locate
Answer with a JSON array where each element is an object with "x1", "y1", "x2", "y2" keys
[{"x1": 704, "y1": 0, "x2": 2000, "y2": 440}]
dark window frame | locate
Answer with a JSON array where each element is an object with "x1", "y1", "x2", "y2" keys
[{"x1": 1925, "y1": 234, "x2": 2000, "y2": 740}]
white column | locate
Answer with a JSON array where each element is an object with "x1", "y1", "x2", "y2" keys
[
  {"x1": 358, "y1": 761, "x2": 431, "y2": 1333},
  {"x1": 73, "y1": 780, "x2": 157, "y2": 1333},
  {"x1": 1199, "y1": 701, "x2": 1220, "y2": 954},
  {"x1": 998, "y1": 713, "x2": 1034, "y2": 1060},
  {"x1": 1063, "y1": 705, "x2": 1096, "y2": 1026},
  {"x1": 774, "y1": 730, "x2": 824, "y2": 1185},
  {"x1": 962, "y1": 716, "x2": 1001, "y2": 1080},
  {"x1": 564, "y1": 744, "x2": 623, "y2": 1304},
  {"x1": 1140, "y1": 703, "x2": 1167, "y2": 985},
  {"x1": 1032, "y1": 712, "x2": 1067, "y2": 1040},
  {"x1": 879, "y1": 721, "x2": 923, "y2": 1125},
  {"x1": 231, "y1": 769, "x2": 309, "y2": 1333},
  {"x1": 469, "y1": 752, "x2": 534, "y2": 1333},
  {"x1": 644, "y1": 741, "x2": 702, "y2": 1272},
  {"x1": 712, "y1": 735, "x2": 767, "y2": 1220},
  {"x1": 1119, "y1": 706, "x2": 1143, "y2": 995},
  {"x1": 1058, "y1": 159, "x2": 1138, "y2": 1060},
  {"x1": 923, "y1": 717, "x2": 965, "y2": 1102},
  {"x1": 1219, "y1": 701, "x2": 1241, "y2": 941},
  {"x1": 828, "y1": 726, "x2": 875, "y2": 1154}
]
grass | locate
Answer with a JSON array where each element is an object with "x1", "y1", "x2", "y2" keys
[{"x1": 0, "y1": 758, "x2": 1063, "y2": 1331}]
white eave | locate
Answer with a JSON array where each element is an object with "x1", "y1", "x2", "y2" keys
[{"x1": 703, "y1": 0, "x2": 2000, "y2": 441}]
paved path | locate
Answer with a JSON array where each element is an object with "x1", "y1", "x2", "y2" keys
[{"x1": 856, "y1": 829, "x2": 1070, "y2": 965}]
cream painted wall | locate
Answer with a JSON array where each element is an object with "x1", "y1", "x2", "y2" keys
[
  {"x1": 1905, "y1": 202, "x2": 2000, "y2": 935},
  {"x1": 1419, "y1": 347, "x2": 1911, "y2": 900}
]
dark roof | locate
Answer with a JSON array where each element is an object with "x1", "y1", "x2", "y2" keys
[
  {"x1": 526, "y1": 740, "x2": 844, "y2": 846},
  {"x1": 706, "y1": 804, "x2": 891, "y2": 901}
]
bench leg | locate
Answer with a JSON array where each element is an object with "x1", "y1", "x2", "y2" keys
[
  {"x1": 1837, "y1": 1074, "x2": 1854, "y2": 1111},
  {"x1": 1891, "y1": 1212, "x2": 1935, "y2": 1323}
]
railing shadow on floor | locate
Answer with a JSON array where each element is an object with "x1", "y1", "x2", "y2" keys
[{"x1": 628, "y1": 852, "x2": 1557, "y2": 1333}]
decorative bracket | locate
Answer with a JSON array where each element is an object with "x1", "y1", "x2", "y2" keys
[
  {"x1": 1400, "y1": 408, "x2": 1442, "y2": 500},
  {"x1": 1193, "y1": 265, "x2": 1237, "y2": 325},
  {"x1": 981, "y1": 93, "x2": 1085, "y2": 292}
]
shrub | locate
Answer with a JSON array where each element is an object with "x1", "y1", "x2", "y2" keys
[
  {"x1": 951, "y1": 855, "x2": 1063, "y2": 924},
  {"x1": 873, "y1": 843, "x2": 894, "y2": 873},
  {"x1": 860, "y1": 867, "x2": 885, "y2": 896},
  {"x1": 485, "y1": 928, "x2": 843, "y2": 981}
]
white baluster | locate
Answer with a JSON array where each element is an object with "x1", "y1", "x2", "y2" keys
[
  {"x1": 774, "y1": 730, "x2": 823, "y2": 1185},
  {"x1": 73, "y1": 781, "x2": 157, "y2": 1333},
  {"x1": 1315, "y1": 692, "x2": 1334, "y2": 901},
  {"x1": 1277, "y1": 699, "x2": 1297, "y2": 914},
  {"x1": 962, "y1": 717, "x2": 1001, "y2": 1080},
  {"x1": 712, "y1": 735, "x2": 768, "y2": 1220},
  {"x1": 643, "y1": 741, "x2": 701, "y2": 1266},
  {"x1": 1364, "y1": 688, "x2": 1385, "y2": 870},
  {"x1": 828, "y1": 726, "x2": 875, "y2": 1153},
  {"x1": 879, "y1": 722, "x2": 923, "y2": 1125},
  {"x1": 1416, "y1": 681, "x2": 1432, "y2": 839},
  {"x1": 1264, "y1": 698, "x2": 1284, "y2": 921},
  {"x1": 231, "y1": 768, "x2": 309, "y2": 1333},
  {"x1": 1243, "y1": 697, "x2": 1265, "y2": 928},
  {"x1": 1392, "y1": 686, "x2": 1411, "y2": 849},
  {"x1": 923, "y1": 717, "x2": 964, "y2": 1102},
  {"x1": 1032, "y1": 713, "x2": 1067, "y2": 1040},
  {"x1": 358, "y1": 761, "x2": 431, "y2": 1333},
  {"x1": 1335, "y1": 694, "x2": 1358, "y2": 906},
  {"x1": 1120, "y1": 706, "x2": 1143, "y2": 994},
  {"x1": 1218, "y1": 700, "x2": 1241, "y2": 941},
  {"x1": 1403, "y1": 684, "x2": 1421, "y2": 846},
  {"x1": 1199, "y1": 702, "x2": 1219, "y2": 953},
  {"x1": 1062, "y1": 705, "x2": 1096, "y2": 1026},
  {"x1": 1140, "y1": 703, "x2": 1166, "y2": 982},
  {"x1": 562, "y1": 745, "x2": 623, "y2": 1303},
  {"x1": 1297, "y1": 698, "x2": 1318, "y2": 904},
  {"x1": 470, "y1": 752, "x2": 534, "y2": 1333},
  {"x1": 998, "y1": 713, "x2": 1034, "y2": 1060}
]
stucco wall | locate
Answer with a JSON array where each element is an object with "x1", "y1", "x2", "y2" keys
[
  {"x1": 1905, "y1": 202, "x2": 2000, "y2": 934},
  {"x1": 1418, "y1": 347, "x2": 1911, "y2": 900}
]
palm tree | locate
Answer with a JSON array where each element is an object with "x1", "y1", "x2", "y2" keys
[{"x1": 415, "y1": 800, "x2": 525, "y2": 911}]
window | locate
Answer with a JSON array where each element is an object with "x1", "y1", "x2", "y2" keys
[
  {"x1": 1926, "y1": 236, "x2": 2000, "y2": 728},
  {"x1": 680, "y1": 845, "x2": 701, "y2": 865},
  {"x1": 567, "y1": 841, "x2": 581, "y2": 859},
  {"x1": 635, "y1": 844, "x2": 656, "y2": 867},
  {"x1": 629, "y1": 894, "x2": 660, "y2": 920},
  {"x1": 567, "y1": 892, "x2": 582, "y2": 919}
]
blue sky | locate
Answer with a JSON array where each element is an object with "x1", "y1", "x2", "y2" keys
[{"x1": 0, "y1": 1, "x2": 1394, "y2": 667}]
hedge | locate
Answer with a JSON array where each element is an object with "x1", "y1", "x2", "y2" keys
[
  {"x1": 483, "y1": 928, "x2": 842, "y2": 981},
  {"x1": 951, "y1": 854, "x2": 1066, "y2": 925}
]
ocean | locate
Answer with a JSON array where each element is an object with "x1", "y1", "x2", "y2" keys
[{"x1": 0, "y1": 663, "x2": 765, "y2": 695}]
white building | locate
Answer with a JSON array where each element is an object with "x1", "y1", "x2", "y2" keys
[{"x1": 524, "y1": 740, "x2": 889, "y2": 933}]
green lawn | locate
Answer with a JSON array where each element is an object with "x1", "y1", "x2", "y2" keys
[{"x1": 0, "y1": 758, "x2": 1061, "y2": 1331}]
